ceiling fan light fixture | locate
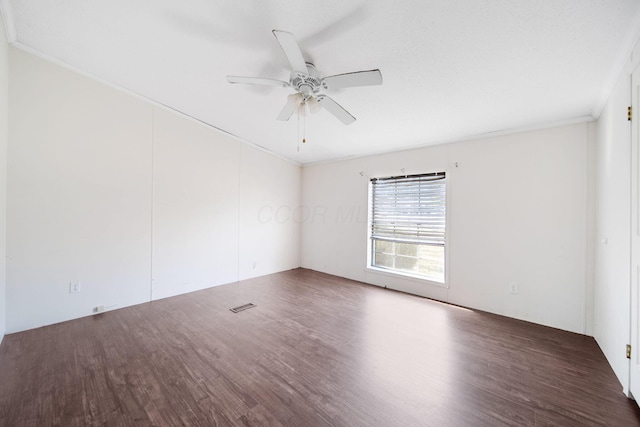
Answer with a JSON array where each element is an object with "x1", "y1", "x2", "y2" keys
[
  {"x1": 307, "y1": 97, "x2": 321, "y2": 114},
  {"x1": 287, "y1": 93, "x2": 302, "y2": 103}
]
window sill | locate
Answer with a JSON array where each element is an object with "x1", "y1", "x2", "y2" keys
[{"x1": 365, "y1": 266, "x2": 448, "y2": 288}]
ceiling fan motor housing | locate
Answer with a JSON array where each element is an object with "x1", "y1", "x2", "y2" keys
[{"x1": 291, "y1": 63, "x2": 325, "y2": 95}]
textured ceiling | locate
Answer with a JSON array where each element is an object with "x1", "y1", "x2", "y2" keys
[{"x1": 2, "y1": 1, "x2": 640, "y2": 164}]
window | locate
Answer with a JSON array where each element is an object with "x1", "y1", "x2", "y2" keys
[{"x1": 369, "y1": 172, "x2": 446, "y2": 283}]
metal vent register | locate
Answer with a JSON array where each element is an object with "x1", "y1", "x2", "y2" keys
[{"x1": 229, "y1": 303, "x2": 257, "y2": 313}]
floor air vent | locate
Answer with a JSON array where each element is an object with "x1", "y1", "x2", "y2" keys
[{"x1": 229, "y1": 303, "x2": 256, "y2": 313}]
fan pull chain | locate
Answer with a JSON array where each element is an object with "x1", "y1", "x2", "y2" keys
[
  {"x1": 297, "y1": 107, "x2": 300, "y2": 152},
  {"x1": 302, "y1": 109, "x2": 306, "y2": 144}
]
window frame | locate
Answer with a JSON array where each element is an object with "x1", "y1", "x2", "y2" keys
[{"x1": 366, "y1": 170, "x2": 449, "y2": 287}]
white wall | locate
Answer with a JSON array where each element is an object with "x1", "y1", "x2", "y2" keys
[
  {"x1": 151, "y1": 108, "x2": 239, "y2": 300},
  {"x1": 7, "y1": 47, "x2": 154, "y2": 332},
  {"x1": 150, "y1": 110, "x2": 301, "y2": 297},
  {"x1": 238, "y1": 144, "x2": 301, "y2": 281},
  {"x1": 0, "y1": 14, "x2": 9, "y2": 344},
  {"x1": 302, "y1": 123, "x2": 592, "y2": 334},
  {"x1": 6, "y1": 47, "x2": 301, "y2": 333},
  {"x1": 592, "y1": 38, "x2": 640, "y2": 395}
]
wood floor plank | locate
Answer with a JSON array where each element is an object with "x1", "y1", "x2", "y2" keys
[{"x1": 1, "y1": 268, "x2": 639, "y2": 426}]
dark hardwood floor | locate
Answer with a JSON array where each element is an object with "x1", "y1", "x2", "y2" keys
[{"x1": 0, "y1": 268, "x2": 639, "y2": 426}]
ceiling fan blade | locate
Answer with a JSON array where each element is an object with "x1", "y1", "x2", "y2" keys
[
  {"x1": 227, "y1": 76, "x2": 290, "y2": 87},
  {"x1": 322, "y1": 69, "x2": 383, "y2": 90},
  {"x1": 316, "y1": 95, "x2": 356, "y2": 125},
  {"x1": 272, "y1": 30, "x2": 308, "y2": 74},
  {"x1": 277, "y1": 94, "x2": 303, "y2": 121}
]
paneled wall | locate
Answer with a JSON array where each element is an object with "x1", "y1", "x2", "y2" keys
[
  {"x1": 6, "y1": 47, "x2": 300, "y2": 333},
  {"x1": 0, "y1": 15, "x2": 9, "y2": 343}
]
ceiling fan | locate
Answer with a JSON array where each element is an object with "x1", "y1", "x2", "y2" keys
[{"x1": 227, "y1": 30, "x2": 383, "y2": 125}]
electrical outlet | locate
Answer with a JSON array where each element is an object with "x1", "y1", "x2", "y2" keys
[
  {"x1": 509, "y1": 281, "x2": 519, "y2": 294},
  {"x1": 93, "y1": 305, "x2": 104, "y2": 313},
  {"x1": 69, "y1": 282, "x2": 81, "y2": 293}
]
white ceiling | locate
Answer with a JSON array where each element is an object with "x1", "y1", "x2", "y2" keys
[{"x1": 2, "y1": 1, "x2": 640, "y2": 165}]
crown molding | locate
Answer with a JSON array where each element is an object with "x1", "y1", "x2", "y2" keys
[{"x1": 0, "y1": 0, "x2": 17, "y2": 43}]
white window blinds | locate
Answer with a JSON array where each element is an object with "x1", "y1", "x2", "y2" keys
[{"x1": 370, "y1": 173, "x2": 446, "y2": 246}]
